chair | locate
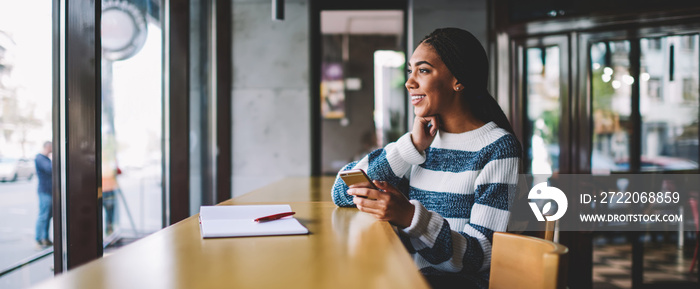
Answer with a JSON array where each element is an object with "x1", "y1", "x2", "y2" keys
[
  {"x1": 489, "y1": 232, "x2": 569, "y2": 289},
  {"x1": 526, "y1": 219, "x2": 556, "y2": 241}
]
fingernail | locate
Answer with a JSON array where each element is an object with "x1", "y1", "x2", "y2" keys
[{"x1": 431, "y1": 130, "x2": 437, "y2": 136}]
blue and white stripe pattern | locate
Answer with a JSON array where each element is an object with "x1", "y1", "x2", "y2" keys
[{"x1": 331, "y1": 122, "x2": 520, "y2": 283}]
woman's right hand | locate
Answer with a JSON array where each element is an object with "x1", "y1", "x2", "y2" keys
[{"x1": 411, "y1": 115, "x2": 439, "y2": 152}]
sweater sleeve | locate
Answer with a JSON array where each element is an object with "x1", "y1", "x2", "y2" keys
[
  {"x1": 400, "y1": 134, "x2": 521, "y2": 274},
  {"x1": 331, "y1": 133, "x2": 425, "y2": 207}
]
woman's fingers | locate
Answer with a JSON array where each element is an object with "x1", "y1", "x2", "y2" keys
[
  {"x1": 351, "y1": 188, "x2": 387, "y2": 208},
  {"x1": 368, "y1": 180, "x2": 414, "y2": 227},
  {"x1": 351, "y1": 181, "x2": 412, "y2": 223},
  {"x1": 353, "y1": 197, "x2": 389, "y2": 219},
  {"x1": 411, "y1": 115, "x2": 440, "y2": 151},
  {"x1": 373, "y1": 180, "x2": 407, "y2": 200},
  {"x1": 424, "y1": 115, "x2": 440, "y2": 136},
  {"x1": 348, "y1": 188, "x2": 380, "y2": 200},
  {"x1": 416, "y1": 116, "x2": 433, "y2": 136}
]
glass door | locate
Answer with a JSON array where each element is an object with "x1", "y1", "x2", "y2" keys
[
  {"x1": 590, "y1": 34, "x2": 699, "y2": 174},
  {"x1": 515, "y1": 35, "x2": 571, "y2": 178},
  {"x1": 584, "y1": 29, "x2": 700, "y2": 288},
  {"x1": 639, "y1": 35, "x2": 699, "y2": 172},
  {"x1": 590, "y1": 39, "x2": 633, "y2": 173}
]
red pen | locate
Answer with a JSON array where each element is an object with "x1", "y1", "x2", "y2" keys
[{"x1": 254, "y1": 212, "x2": 296, "y2": 223}]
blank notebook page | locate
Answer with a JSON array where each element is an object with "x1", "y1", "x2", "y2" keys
[{"x1": 199, "y1": 204, "x2": 309, "y2": 238}]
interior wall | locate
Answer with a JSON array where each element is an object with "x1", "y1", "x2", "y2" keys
[
  {"x1": 411, "y1": 0, "x2": 488, "y2": 51},
  {"x1": 231, "y1": 0, "x2": 310, "y2": 196},
  {"x1": 230, "y1": 0, "x2": 489, "y2": 197}
]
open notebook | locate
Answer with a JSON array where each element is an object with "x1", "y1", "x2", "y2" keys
[{"x1": 199, "y1": 204, "x2": 309, "y2": 238}]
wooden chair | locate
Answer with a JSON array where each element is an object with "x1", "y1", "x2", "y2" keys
[{"x1": 489, "y1": 232, "x2": 569, "y2": 289}]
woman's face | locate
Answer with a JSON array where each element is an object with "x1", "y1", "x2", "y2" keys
[{"x1": 405, "y1": 43, "x2": 460, "y2": 118}]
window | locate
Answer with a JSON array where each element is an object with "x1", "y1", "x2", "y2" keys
[
  {"x1": 0, "y1": 0, "x2": 54, "y2": 286},
  {"x1": 591, "y1": 35, "x2": 699, "y2": 173},
  {"x1": 100, "y1": 0, "x2": 164, "y2": 244},
  {"x1": 640, "y1": 35, "x2": 699, "y2": 172},
  {"x1": 526, "y1": 46, "x2": 561, "y2": 176},
  {"x1": 591, "y1": 40, "x2": 633, "y2": 173}
]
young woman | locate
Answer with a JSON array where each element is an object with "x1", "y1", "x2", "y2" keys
[{"x1": 331, "y1": 28, "x2": 521, "y2": 288}]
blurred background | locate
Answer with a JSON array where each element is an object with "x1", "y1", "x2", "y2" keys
[{"x1": 0, "y1": 0, "x2": 699, "y2": 288}]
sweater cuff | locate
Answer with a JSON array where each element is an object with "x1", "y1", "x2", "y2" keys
[
  {"x1": 402, "y1": 200, "x2": 440, "y2": 238},
  {"x1": 396, "y1": 133, "x2": 426, "y2": 165}
]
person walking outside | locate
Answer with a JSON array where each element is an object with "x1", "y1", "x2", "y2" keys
[{"x1": 35, "y1": 141, "x2": 52, "y2": 249}]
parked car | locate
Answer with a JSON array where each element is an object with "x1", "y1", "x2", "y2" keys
[{"x1": 0, "y1": 157, "x2": 34, "y2": 182}]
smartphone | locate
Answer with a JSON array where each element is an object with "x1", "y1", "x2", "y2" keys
[{"x1": 339, "y1": 169, "x2": 378, "y2": 190}]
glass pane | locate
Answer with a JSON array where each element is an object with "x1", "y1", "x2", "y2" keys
[
  {"x1": 591, "y1": 40, "x2": 633, "y2": 174},
  {"x1": 101, "y1": 0, "x2": 163, "y2": 248},
  {"x1": 0, "y1": 0, "x2": 54, "y2": 286},
  {"x1": 374, "y1": 50, "x2": 406, "y2": 148},
  {"x1": 526, "y1": 46, "x2": 560, "y2": 176},
  {"x1": 639, "y1": 35, "x2": 699, "y2": 171}
]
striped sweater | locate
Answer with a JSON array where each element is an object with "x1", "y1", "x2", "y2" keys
[{"x1": 331, "y1": 122, "x2": 521, "y2": 285}]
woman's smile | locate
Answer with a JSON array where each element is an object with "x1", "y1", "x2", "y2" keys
[{"x1": 410, "y1": 94, "x2": 426, "y2": 105}]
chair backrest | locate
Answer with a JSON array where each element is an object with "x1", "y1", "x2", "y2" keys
[
  {"x1": 543, "y1": 219, "x2": 556, "y2": 242},
  {"x1": 489, "y1": 232, "x2": 569, "y2": 289}
]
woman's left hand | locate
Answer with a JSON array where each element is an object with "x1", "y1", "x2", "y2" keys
[{"x1": 347, "y1": 180, "x2": 415, "y2": 228}]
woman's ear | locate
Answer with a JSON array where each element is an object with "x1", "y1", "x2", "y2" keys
[{"x1": 453, "y1": 81, "x2": 463, "y2": 92}]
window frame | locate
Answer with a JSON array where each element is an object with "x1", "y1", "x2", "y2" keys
[{"x1": 51, "y1": 0, "x2": 232, "y2": 272}]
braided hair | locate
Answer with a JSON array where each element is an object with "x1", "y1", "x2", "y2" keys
[{"x1": 421, "y1": 28, "x2": 516, "y2": 135}]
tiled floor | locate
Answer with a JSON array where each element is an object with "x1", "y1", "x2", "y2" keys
[{"x1": 593, "y1": 236, "x2": 698, "y2": 289}]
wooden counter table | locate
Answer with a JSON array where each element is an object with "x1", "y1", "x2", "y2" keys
[{"x1": 34, "y1": 177, "x2": 430, "y2": 289}]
